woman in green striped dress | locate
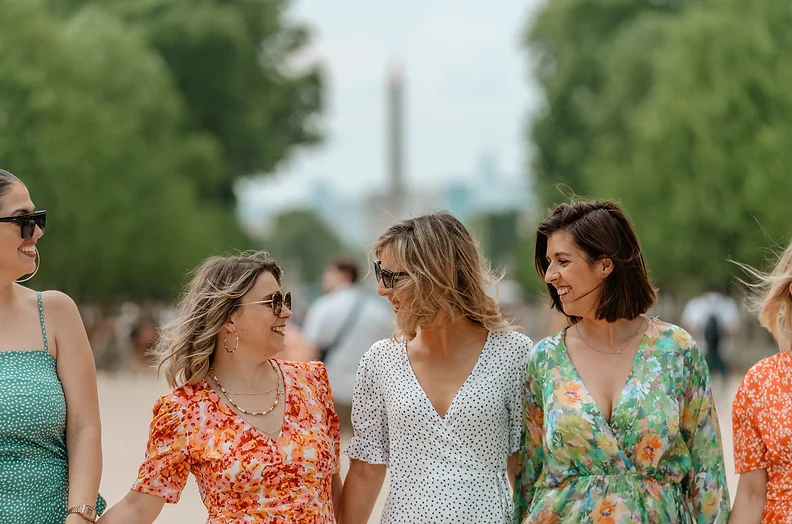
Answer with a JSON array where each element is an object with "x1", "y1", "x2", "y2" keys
[{"x1": 0, "y1": 169, "x2": 105, "y2": 523}]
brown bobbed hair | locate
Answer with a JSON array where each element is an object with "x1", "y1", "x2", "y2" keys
[{"x1": 535, "y1": 199, "x2": 657, "y2": 324}]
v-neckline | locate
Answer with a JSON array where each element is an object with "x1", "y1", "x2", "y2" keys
[
  {"x1": 402, "y1": 331, "x2": 492, "y2": 422},
  {"x1": 205, "y1": 360, "x2": 289, "y2": 442},
  {"x1": 560, "y1": 318, "x2": 652, "y2": 427}
]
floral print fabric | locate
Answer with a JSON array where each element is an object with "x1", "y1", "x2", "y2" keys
[
  {"x1": 733, "y1": 352, "x2": 792, "y2": 523},
  {"x1": 514, "y1": 318, "x2": 730, "y2": 523},
  {"x1": 132, "y1": 360, "x2": 340, "y2": 523}
]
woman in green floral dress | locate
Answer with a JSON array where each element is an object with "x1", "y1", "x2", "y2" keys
[{"x1": 514, "y1": 200, "x2": 730, "y2": 523}]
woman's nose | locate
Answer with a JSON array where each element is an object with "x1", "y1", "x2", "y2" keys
[{"x1": 280, "y1": 305, "x2": 293, "y2": 320}]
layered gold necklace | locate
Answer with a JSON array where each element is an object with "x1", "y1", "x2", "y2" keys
[{"x1": 210, "y1": 360, "x2": 281, "y2": 417}]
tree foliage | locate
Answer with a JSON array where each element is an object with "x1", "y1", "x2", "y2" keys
[
  {"x1": 262, "y1": 210, "x2": 347, "y2": 286},
  {"x1": 90, "y1": 0, "x2": 324, "y2": 204},
  {"x1": 526, "y1": 0, "x2": 792, "y2": 294},
  {"x1": 0, "y1": 0, "x2": 322, "y2": 301}
]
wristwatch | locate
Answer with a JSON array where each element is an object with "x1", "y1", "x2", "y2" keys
[{"x1": 67, "y1": 505, "x2": 97, "y2": 522}]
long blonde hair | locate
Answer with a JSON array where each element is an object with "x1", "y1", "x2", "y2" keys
[
  {"x1": 153, "y1": 251, "x2": 283, "y2": 388},
  {"x1": 737, "y1": 241, "x2": 792, "y2": 352},
  {"x1": 373, "y1": 211, "x2": 512, "y2": 341}
]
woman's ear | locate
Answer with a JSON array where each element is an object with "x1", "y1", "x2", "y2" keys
[
  {"x1": 600, "y1": 258, "x2": 614, "y2": 278},
  {"x1": 223, "y1": 315, "x2": 237, "y2": 335}
]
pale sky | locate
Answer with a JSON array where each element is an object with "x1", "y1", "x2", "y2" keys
[{"x1": 240, "y1": 0, "x2": 545, "y2": 213}]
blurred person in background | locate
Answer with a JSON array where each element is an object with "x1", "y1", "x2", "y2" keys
[
  {"x1": 0, "y1": 169, "x2": 105, "y2": 523},
  {"x1": 514, "y1": 200, "x2": 730, "y2": 523},
  {"x1": 730, "y1": 241, "x2": 792, "y2": 523},
  {"x1": 339, "y1": 212, "x2": 532, "y2": 524},
  {"x1": 301, "y1": 257, "x2": 394, "y2": 432},
  {"x1": 681, "y1": 285, "x2": 741, "y2": 388},
  {"x1": 98, "y1": 252, "x2": 341, "y2": 523}
]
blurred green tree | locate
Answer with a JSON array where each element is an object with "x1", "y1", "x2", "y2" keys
[
  {"x1": 90, "y1": 0, "x2": 324, "y2": 205},
  {"x1": 0, "y1": 1, "x2": 236, "y2": 301},
  {"x1": 1, "y1": 0, "x2": 323, "y2": 302},
  {"x1": 470, "y1": 211, "x2": 520, "y2": 269},
  {"x1": 262, "y1": 209, "x2": 347, "y2": 286},
  {"x1": 525, "y1": 0, "x2": 689, "y2": 205},
  {"x1": 525, "y1": 0, "x2": 792, "y2": 294}
]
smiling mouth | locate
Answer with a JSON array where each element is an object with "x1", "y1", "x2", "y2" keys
[
  {"x1": 19, "y1": 245, "x2": 37, "y2": 256},
  {"x1": 557, "y1": 287, "x2": 571, "y2": 297},
  {"x1": 271, "y1": 326, "x2": 285, "y2": 335}
]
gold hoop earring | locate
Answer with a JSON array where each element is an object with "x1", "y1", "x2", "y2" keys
[
  {"x1": 16, "y1": 251, "x2": 40, "y2": 284},
  {"x1": 223, "y1": 332, "x2": 239, "y2": 354}
]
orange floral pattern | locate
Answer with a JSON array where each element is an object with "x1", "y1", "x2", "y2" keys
[
  {"x1": 636, "y1": 434, "x2": 665, "y2": 468},
  {"x1": 557, "y1": 381, "x2": 583, "y2": 408},
  {"x1": 131, "y1": 360, "x2": 340, "y2": 523},
  {"x1": 732, "y1": 352, "x2": 792, "y2": 522},
  {"x1": 592, "y1": 496, "x2": 627, "y2": 524}
]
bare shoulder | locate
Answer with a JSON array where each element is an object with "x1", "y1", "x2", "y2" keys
[
  {"x1": 40, "y1": 289, "x2": 81, "y2": 320},
  {"x1": 40, "y1": 290, "x2": 89, "y2": 358}
]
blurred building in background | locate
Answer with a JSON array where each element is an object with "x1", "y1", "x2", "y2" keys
[{"x1": 238, "y1": 65, "x2": 534, "y2": 248}]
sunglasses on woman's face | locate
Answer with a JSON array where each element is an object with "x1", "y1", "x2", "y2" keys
[
  {"x1": 238, "y1": 291, "x2": 292, "y2": 317},
  {"x1": 0, "y1": 210, "x2": 46, "y2": 239},
  {"x1": 373, "y1": 260, "x2": 409, "y2": 289}
]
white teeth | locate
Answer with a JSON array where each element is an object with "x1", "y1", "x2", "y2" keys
[
  {"x1": 19, "y1": 246, "x2": 36, "y2": 254},
  {"x1": 557, "y1": 288, "x2": 570, "y2": 296},
  {"x1": 271, "y1": 327, "x2": 285, "y2": 334}
]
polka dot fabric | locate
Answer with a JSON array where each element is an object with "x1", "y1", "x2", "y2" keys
[
  {"x1": 732, "y1": 351, "x2": 792, "y2": 523},
  {"x1": 347, "y1": 330, "x2": 533, "y2": 523},
  {"x1": 0, "y1": 292, "x2": 105, "y2": 523}
]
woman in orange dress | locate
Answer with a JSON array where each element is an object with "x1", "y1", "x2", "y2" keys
[
  {"x1": 730, "y1": 241, "x2": 792, "y2": 523},
  {"x1": 99, "y1": 252, "x2": 341, "y2": 523}
]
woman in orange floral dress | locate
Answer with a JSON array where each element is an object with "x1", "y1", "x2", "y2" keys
[
  {"x1": 730, "y1": 241, "x2": 792, "y2": 523},
  {"x1": 99, "y1": 252, "x2": 342, "y2": 524}
]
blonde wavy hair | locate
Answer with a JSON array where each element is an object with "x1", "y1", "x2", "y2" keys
[
  {"x1": 153, "y1": 251, "x2": 283, "y2": 388},
  {"x1": 373, "y1": 211, "x2": 512, "y2": 341},
  {"x1": 736, "y1": 240, "x2": 792, "y2": 352}
]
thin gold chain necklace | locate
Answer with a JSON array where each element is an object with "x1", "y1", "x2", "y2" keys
[
  {"x1": 574, "y1": 317, "x2": 647, "y2": 355},
  {"x1": 223, "y1": 385, "x2": 279, "y2": 396},
  {"x1": 210, "y1": 360, "x2": 281, "y2": 416}
]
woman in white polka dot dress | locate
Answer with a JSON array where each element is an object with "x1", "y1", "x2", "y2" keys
[
  {"x1": 339, "y1": 212, "x2": 533, "y2": 524},
  {"x1": 0, "y1": 170, "x2": 105, "y2": 523}
]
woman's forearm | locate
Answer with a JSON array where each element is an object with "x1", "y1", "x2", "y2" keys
[
  {"x1": 98, "y1": 491, "x2": 165, "y2": 524},
  {"x1": 338, "y1": 461, "x2": 386, "y2": 524},
  {"x1": 66, "y1": 422, "x2": 103, "y2": 512},
  {"x1": 728, "y1": 488, "x2": 766, "y2": 523},
  {"x1": 332, "y1": 473, "x2": 343, "y2": 519}
]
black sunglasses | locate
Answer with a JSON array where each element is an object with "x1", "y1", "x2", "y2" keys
[
  {"x1": 238, "y1": 291, "x2": 292, "y2": 317},
  {"x1": 0, "y1": 210, "x2": 46, "y2": 239},
  {"x1": 373, "y1": 260, "x2": 408, "y2": 289}
]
